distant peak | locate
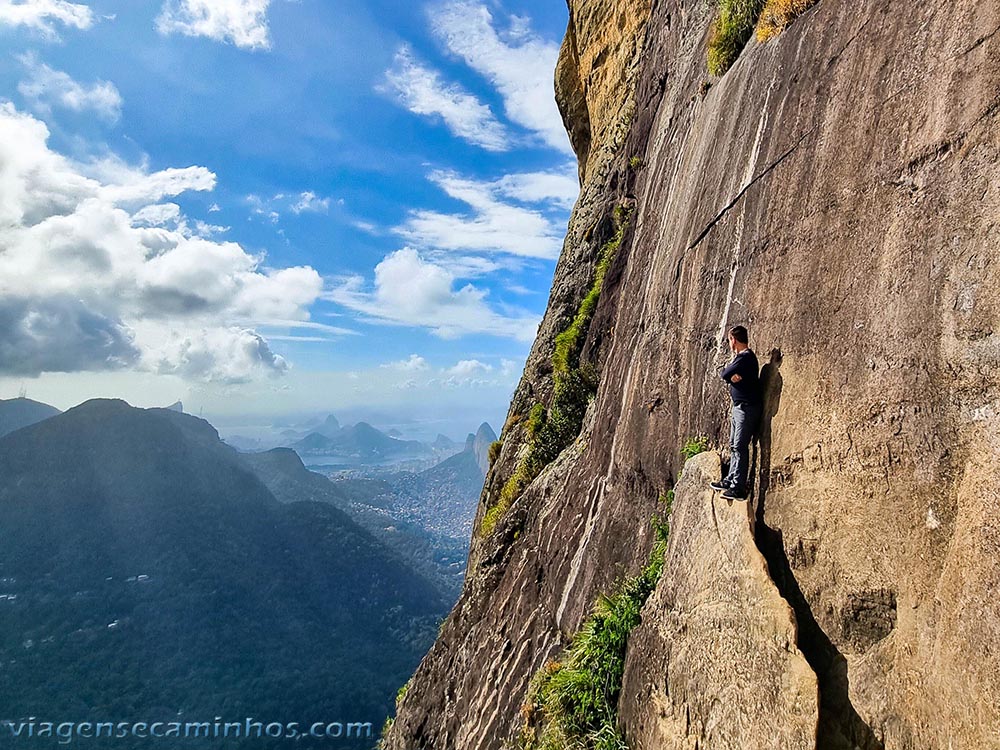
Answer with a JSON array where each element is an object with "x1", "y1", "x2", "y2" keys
[
  {"x1": 0, "y1": 396, "x2": 60, "y2": 411},
  {"x1": 72, "y1": 397, "x2": 134, "y2": 412},
  {"x1": 470, "y1": 422, "x2": 497, "y2": 476},
  {"x1": 475, "y1": 422, "x2": 497, "y2": 442}
]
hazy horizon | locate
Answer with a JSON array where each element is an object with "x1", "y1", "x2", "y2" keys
[
  {"x1": 0, "y1": 0, "x2": 574, "y2": 425},
  {"x1": 0, "y1": 385, "x2": 506, "y2": 446}
]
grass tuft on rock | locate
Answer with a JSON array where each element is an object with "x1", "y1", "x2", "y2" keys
[
  {"x1": 707, "y1": 0, "x2": 767, "y2": 76},
  {"x1": 755, "y1": 0, "x2": 818, "y2": 41},
  {"x1": 680, "y1": 435, "x2": 710, "y2": 460},
  {"x1": 518, "y1": 511, "x2": 671, "y2": 749}
]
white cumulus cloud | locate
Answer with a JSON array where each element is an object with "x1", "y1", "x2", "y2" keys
[
  {"x1": 0, "y1": 102, "x2": 327, "y2": 383},
  {"x1": 441, "y1": 357, "x2": 494, "y2": 387},
  {"x1": 381, "y1": 354, "x2": 430, "y2": 371},
  {"x1": 136, "y1": 324, "x2": 289, "y2": 382},
  {"x1": 0, "y1": 0, "x2": 94, "y2": 38},
  {"x1": 156, "y1": 0, "x2": 271, "y2": 50},
  {"x1": 446, "y1": 359, "x2": 491, "y2": 376},
  {"x1": 396, "y1": 169, "x2": 569, "y2": 259},
  {"x1": 130, "y1": 202, "x2": 183, "y2": 227},
  {"x1": 381, "y1": 44, "x2": 510, "y2": 152},
  {"x1": 325, "y1": 247, "x2": 539, "y2": 342}
]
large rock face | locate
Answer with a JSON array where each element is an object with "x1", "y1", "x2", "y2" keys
[
  {"x1": 621, "y1": 451, "x2": 818, "y2": 750},
  {"x1": 383, "y1": 1, "x2": 1000, "y2": 749}
]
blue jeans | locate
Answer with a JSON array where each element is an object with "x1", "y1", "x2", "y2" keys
[{"x1": 725, "y1": 401, "x2": 760, "y2": 491}]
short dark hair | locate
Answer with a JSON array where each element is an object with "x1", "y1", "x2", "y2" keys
[{"x1": 728, "y1": 325, "x2": 749, "y2": 344}]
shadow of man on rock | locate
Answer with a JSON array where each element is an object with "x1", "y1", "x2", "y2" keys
[
  {"x1": 750, "y1": 348, "x2": 783, "y2": 535},
  {"x1": 749, "y1": 348, "x2": 884, "y2": 750}
]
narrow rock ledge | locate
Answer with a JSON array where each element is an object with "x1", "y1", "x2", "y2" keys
[{"x1": 620, "y1": 451, "x2": 819, "y2": 750}]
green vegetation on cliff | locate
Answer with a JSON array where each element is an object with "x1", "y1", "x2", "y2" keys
[
  {"x1": 708, "y1": 0, "x2": 819, "y2": 73},
  {"x1": 489, "y1": 439, "x2": 503, "y2": 466},
  {"x1": 707, "y1": 0, "x2": 766, "y2": 75},
  {"x1": 518, "y1": 501, "x2": 671, "y2": 750},
  {"x1": 379, "y1": 679, "x2": 413, "y2": 743},
  {"x1": 480, "y1": 207, "x2": 633, "y2": 537},
  {"x1": 755, "y1": 0, "x2": 819, "y2": 41},
  {"x1": 680, "y1": 435, "x2": 710, "y2": 459}
]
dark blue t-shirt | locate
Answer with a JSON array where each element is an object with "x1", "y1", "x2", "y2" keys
[{"x1": 720, "y1": 349, "x2": 761, "y2": 405}]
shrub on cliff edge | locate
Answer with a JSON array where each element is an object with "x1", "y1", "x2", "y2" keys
[
  {"x1": 707, "y1": 0, "x2": 767, "y2": 75},
  {"x1": 488, "y1": 439, "x2": 503, "y2": 466}
]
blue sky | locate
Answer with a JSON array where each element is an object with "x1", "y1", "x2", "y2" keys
[{"x1": 0, "y1": 0, "x2": 577, "y2": 437}]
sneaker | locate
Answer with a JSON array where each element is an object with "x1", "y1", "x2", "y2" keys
[
  {"x1": 721, "y1": 486, "x2": 748, "y2": 500},
  {"x1": 709, "y1": 480, "x2": 731, "y2": 491}
]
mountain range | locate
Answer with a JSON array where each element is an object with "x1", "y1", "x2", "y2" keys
[
  {"x1": 289, "y1": 421, "x2": 432, "y2": 461},
  {"x1": 0, "y1": 399, "x2": 448, "y2": 745},
  {"x1": 244, "y1": 422, "x2": 497, "y2": 599},
  {"x1": 386, "y1": 423, "x2": 497, "y2": 540},
  {"x1": 0, "y1": 397, "x2": 61, "y2": 438}
]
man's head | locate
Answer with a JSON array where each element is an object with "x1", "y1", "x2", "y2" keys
[{"x1": 728, "y1": 325, "x2": 749, "y2": 352}]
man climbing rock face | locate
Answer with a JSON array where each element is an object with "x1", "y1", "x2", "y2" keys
[{"x1": 711, "y1": 325, "x2": 762, "y2": 500}]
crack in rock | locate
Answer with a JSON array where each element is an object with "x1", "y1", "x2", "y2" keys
[{"x1": 686, "y1": 128, "x2": 815, "y2": 252}]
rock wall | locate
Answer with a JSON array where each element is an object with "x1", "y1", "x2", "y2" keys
[
  {"x1": 621, "y1": 451, "x2": 818, "y2": 750},
  {"x1": 555, "y1": 0, "x2": 651, "y2": 182},
  {"x1": 383, "y1": 0, "x2": 1000, "y2": 748}
]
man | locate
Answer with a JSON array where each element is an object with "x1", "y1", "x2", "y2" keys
[{"x1": 711, "y1": 325, "x2": 762, "y2": 500}]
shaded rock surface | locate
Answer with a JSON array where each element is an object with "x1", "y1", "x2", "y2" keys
[{"x1": 384, "y1": 1, "x2": 1000, "y2": 749}]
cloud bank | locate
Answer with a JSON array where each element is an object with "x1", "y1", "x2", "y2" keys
[
  {"x1": 0, "y1": 103, "x2": 324, "y2": 382},
  {"x1": 0, "y1": 0, "x2": 94, "y2": 38},
  {"x1": 326, "y1": 247, "x2": 539, "y2": 342}
]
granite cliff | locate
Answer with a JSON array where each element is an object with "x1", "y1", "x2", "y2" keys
[{"x1": 383, "y1": 0, "x2": 1000, "y2": 748}]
